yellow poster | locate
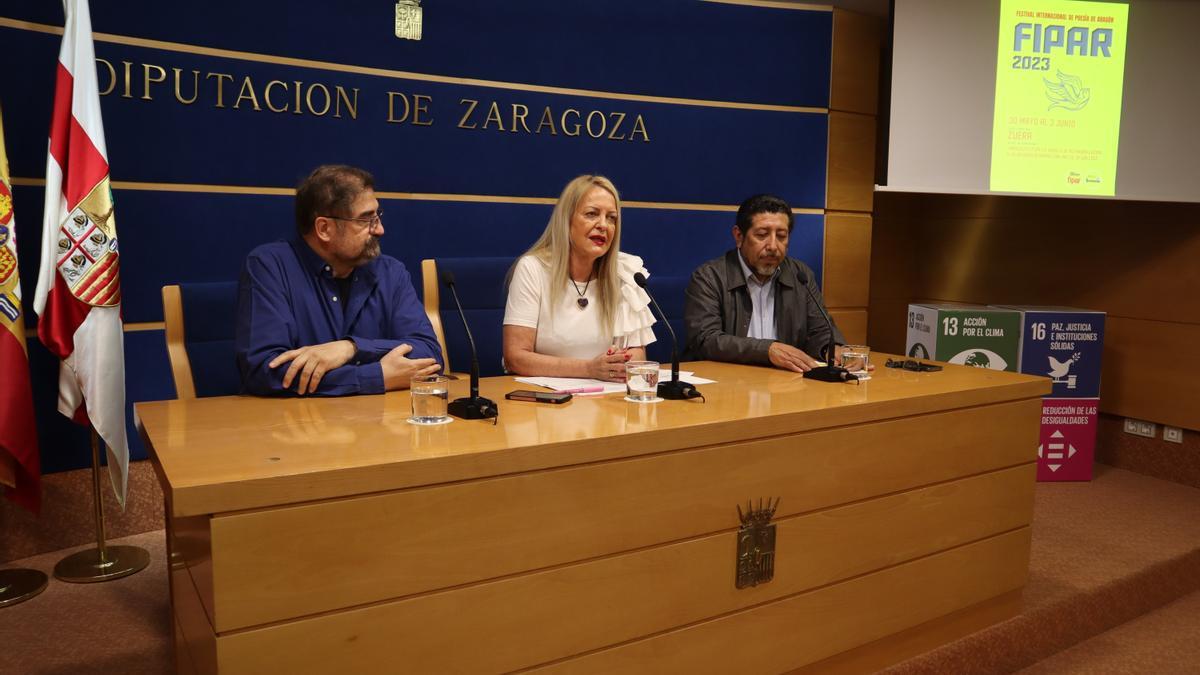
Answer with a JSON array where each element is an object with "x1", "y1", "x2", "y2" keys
[{"x1": 990, "y1": 0, "x2": 1129, "y2": 195}]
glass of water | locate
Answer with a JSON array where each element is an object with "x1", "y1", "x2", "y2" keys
[
  {"x1": 409, "y1": 374, "x2": 451, "y2": 425},
  {"x1": 841, "y1": 345, "x2": 871, "y2": 377},
  {"x1": 625, "y1": 360, "x2": 660, "y2": 403}
]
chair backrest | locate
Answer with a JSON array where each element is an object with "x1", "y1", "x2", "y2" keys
[
  {"x1": 644, "y1": 275, "x2": 690, "y2": 364},
  {"x1": 421, "y1": 257, "x2": 513, "y2": 377},
  {"x1": 162, "y1": 282, "x2": 241, "y2": 399}
]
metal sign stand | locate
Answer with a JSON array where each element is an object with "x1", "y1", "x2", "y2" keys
[
  {"x1": 53, "y1": 430, "x2": 149, "y2": 583},
  {"x1": 0, "y1": 568, "x2": 48, "y2": 608}
]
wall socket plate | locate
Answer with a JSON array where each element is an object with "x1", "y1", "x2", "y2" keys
[
  {"x1": 1164, "y1": 426, "x2": 1184, "y2": 443},
  {"x1": 1123, "y1": 418, "x2": 1158, "y2": 439}
]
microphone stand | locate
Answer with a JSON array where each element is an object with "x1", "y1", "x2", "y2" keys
[
  {"x1": 797, "y1": 272, "x2": 858, "y2": 384},
  {"x1": 633, "y1": 273, "x2": 703, "y2": 401},
  {"x1": 443, "y1": 274, "x2": 499, "y2": 421}
]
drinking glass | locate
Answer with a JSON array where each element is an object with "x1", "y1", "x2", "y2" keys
[
  {"x1": 409, "y1": 374, "x2": 451, "y2": 425},
  {"x1": 841, "y1": 345, "x2": 871, "y2": 378},
  {"x1": 625, "y1": 360, "x2": 661, "y2": 402}
]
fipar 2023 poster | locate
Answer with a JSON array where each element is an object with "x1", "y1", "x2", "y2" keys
[{"x1": 991, "y1": 0, "x2": 1129, "y2": 196}]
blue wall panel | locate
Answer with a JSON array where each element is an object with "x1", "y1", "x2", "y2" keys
[
  {"x1": 5, "y1": 1, "x2": 832, "y2": 108},
  {"x1": 1, "y1": 2, "x2": 834, "y2": 475}
]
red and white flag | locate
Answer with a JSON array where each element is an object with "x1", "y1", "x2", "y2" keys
[
  {"x1": 0, "y1": 105, "x2": 42, "y2": 513},
  {"x1": 33, "y1": 0, "x2": 129, "y2": 507}
]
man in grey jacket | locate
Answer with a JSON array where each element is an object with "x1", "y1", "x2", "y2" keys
[{"x1": 684, "y1": 194, "x2": 845, "y2": 373}]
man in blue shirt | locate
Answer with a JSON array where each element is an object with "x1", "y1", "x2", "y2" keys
[{"x1": 236, "y1": 165, "x2": 443, "y2": 395}]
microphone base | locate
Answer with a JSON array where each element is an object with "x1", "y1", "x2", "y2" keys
[
  {"x1": 657, "y1": 379, "x2": 703, "y2": 400},
  {"x1": 449, "y1": 396, "x2": 498, "y2": 420},
  {"x1": 802, "y1": 365, "x2": 859, "y2": 383}
]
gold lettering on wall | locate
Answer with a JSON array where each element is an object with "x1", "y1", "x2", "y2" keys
[
  {"x1": 334, "y1": 86, "x2": 359, "y2": 120},
  {"x1": 482, "y1": 101, "x2": 504, "y2": 131},
  {"x1": 141, "y1": 63, "x2": 166, "y2": 101},
  {"x1": 92, "y1": 58, "x2": 652, "y2": 141},
  {"x1": 121, "y1": 60, "x2": 133, "y2": 99},
  {"x1": 562, "y1": 108, "x2": 581, "y2": 137},
  {"x1": 306, "y1": 83, "x2": 331, "y2": 116},
  {"x1": 173, "y1": 68, "x2": 200, "y2": 104},
  {"x1": 607, "y1": 112, "x2": 627, "y2": 140},
  {"x1": 206, "y1": 72, "x2": 234, "y2": 108},
  {"x1": 234, "y1": 76, "x2": 261, "y2": 111},
  {"x1": 388, "y1": 92, "x2": 411, "y2": 123},
  {"x1": 457, "y1": 98, "x2": 479, "y2": 129},
  {"x1": 96, "y1": 58, "x2": 116, "y2": 96},
  {"x1": 510, "y1": 104, "x2": 530, "y2": 133},
  {"x1": 585, "y1": 110, "x2": 605, "y2": 139},
  {"x1": 630, "y1": 114, "x2": 650, "y2": 142},
  {"x1": 264, "y1": 80, "x2": 289, "y2": 113},
  {"x1": 412, "y1": 94, "x2": 432, "y2": 126},
  {"x1": 536, "y1": 107, "x2": 558, "y2": 135}
]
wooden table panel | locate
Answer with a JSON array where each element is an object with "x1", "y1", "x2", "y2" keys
[
  {"x1": 214, "y1": 465, "x2": 1033, "y2": 674},
  {"x1": 209, "y1": 399, "x2": 1038, "y2": 630},
  {"x1": 528, "y1": 528, "x2": 1032, "y2": 675}
]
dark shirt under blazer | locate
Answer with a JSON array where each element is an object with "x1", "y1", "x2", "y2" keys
[
  {"x1": 236, "y1": 239, "x2": 443, "y2": 396},
  {"x1": 684, "y1": 250, "x2": 845, "y2": 365}
]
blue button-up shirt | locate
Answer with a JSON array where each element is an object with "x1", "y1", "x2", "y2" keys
[
  {"x1": 236, "y1": 239, "x2": 443, "y2": 396},
  {"x1": 736, "y1": 250, "x2": 778, "y2": 341}
]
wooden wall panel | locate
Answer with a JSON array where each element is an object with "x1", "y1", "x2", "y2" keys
[
  {"x1": 831, "y1": 9, "x2": 883, "y2": 114},
  {"x1": 826, "y1": 111, "x2": 877, "y2": 212},
  {"x1": 1101, "y1": 318, "x2": 1200, "y2": 430},
  {"x1": 830, "y1": 309, "x2": 868, "y2": 345},
  {"x1": 868, "y1": 192, "x2": 1200, "y2": 429},
  {"x1": 823, "y1": 212, "x2": 873, "y2": 308}
]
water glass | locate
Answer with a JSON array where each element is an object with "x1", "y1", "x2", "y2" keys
[
  {"x1": 610, "y1": 334, "x2": 629, "y2": 353},
  {"x1": 409, "y1": 374, "x2": 451, "y2": 425},
  {"x1": 626, "y1": 360, "x2": 660, "y2": 402},
  {"x1": 841, "y1": 345, "x2": 871, "y2": 374}
]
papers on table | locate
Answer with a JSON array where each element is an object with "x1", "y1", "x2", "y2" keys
[{"x1": 514, "y1": 370, "x2": 716, "y2": 396}]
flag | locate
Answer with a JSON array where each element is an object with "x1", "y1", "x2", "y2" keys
[
  {"x1": 33, "y1": 0, "x2": 129, "y2": 507},
  {"x1": 0, "y1": 105, "x2": 42, "y2": 513}
]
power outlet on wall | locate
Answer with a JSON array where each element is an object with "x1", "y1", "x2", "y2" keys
[
  {"x1": 1123, "y1": 418, "x2": 1158, "y2": 439},
  {"x1": 1164, "y1": 426, "x2": 1184, "y2": 444}
]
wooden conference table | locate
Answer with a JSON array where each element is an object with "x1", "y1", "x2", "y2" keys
[{"x1": 137, "y1": 359, "x2": 1050, "y2": 674}]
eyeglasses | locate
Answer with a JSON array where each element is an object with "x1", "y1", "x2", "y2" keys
[
  {"x1": 885, "y1": 358, "x2": 943, "y2": 372},
  {"x1": 325, "y1": 209, "x2": 384, "y2": 230}
]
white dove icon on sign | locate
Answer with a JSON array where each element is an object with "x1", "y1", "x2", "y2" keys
[{"x1": 1047, "y1": 353, "x2": 1082, "y2": 386}]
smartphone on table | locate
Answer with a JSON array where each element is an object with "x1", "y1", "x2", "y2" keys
[{"x1": 505, "y1": 390, "x2": 573, "y2": 404}]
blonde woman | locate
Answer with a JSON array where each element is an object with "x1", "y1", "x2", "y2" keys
[{"x1": 503, "y1": 175, "x2": 656, "y2": 382}]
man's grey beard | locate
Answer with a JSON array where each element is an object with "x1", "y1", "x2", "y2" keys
[{"x1": 355, "y1": 236, "x2": 381, "y2": 264}]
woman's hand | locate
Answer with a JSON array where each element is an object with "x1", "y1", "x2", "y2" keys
[{"x1": 589, "y1": 348, "x2": 631, "y2": 382}]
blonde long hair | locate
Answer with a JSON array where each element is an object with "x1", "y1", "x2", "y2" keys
[{"x1": 519, "y1": 175, "x2": 623, "y2": 335}]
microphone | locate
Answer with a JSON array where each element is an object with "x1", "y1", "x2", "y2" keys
[
  {"x1": 440, "y1": 270, "x2": 498, "y2": 420},
  {"x1": 633, "y1": 273, "x2": 703, "y2": 401},
  {"x1": 794, "y1": 269, "x2": 857, "y2": 384}
]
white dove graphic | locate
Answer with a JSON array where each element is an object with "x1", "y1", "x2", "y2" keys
[{"x1": 1047, "y1": 353, "x2": 1082, "y2": 379}]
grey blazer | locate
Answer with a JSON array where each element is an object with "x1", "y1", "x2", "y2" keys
[{"x1": 683, "y1": 250, "x2": 845, "y2": 365}]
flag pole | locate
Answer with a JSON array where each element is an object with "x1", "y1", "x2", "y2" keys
[{"x1": 53, "y1": 428, "x2": 148, "y2": 583}]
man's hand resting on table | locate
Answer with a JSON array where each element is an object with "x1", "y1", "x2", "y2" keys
[
  {"x1": 271, "y1": 339, "x2": 358, "y2": 394},
  {"x1": 381, "y1": 343, "x2": 441, "y2": 390}
]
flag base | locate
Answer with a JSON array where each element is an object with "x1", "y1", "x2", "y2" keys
[
  {"x1": 0, "y1": 568, "x2": 49, "y2": 608},
  {"x1": 54, "y1": 545, "x2": 149, "y2": 584}
]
